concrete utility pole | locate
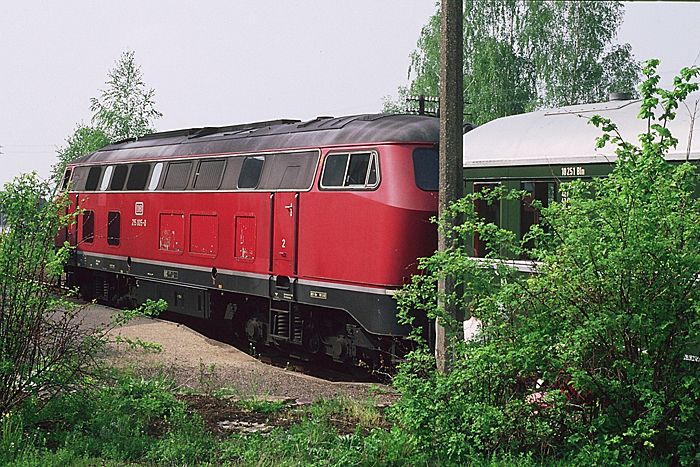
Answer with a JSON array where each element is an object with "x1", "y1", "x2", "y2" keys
[{"x1": 436, "y1": 0, "x2": 464, "y2": 372}]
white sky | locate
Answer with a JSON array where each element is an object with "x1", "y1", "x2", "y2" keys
[{"x1": 1, "y1": 1, "x2": 699, "y2": 187}]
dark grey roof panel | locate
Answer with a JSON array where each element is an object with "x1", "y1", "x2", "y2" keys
[{"x1": 73, "y1": 114, "x2": 440, "y2": 165}]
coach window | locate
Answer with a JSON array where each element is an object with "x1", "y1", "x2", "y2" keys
[
  {"x1": 520, "y1": 182, "x2": 556, "y2": 258},
  {"x1": 412, "y1": 148, "x2": 439, "y2": 191},
  {"x1": 238, "y1": 156, "x2": 264, "y2": 189},
  {"x1": 320, "y1": 151, "x2": 379, "y2": 189},
  {"x1": 82, "y1": 210, "x2": 94, "y2": 244},
  {"x1": 107, "y1": 211, "x2": 120, "y2": 246},
  {"x1": 100, "y1": 166, "x2": 114, "y2": 191},
  {"x1": 148, "y1": 163, "x2": 163, "y2": 190},
  {"x1": 110, "y1": 165, "x2": 129, "y2": 190},
  {"x1": 84, "y1": 166, "x2": 102, "y2": 191},
  {"x1": 126, "y1": 163, "x2": 151, "y2": 190},
  {"x1": 473, "y1": 183, "x2": 500, "y2": 258}
]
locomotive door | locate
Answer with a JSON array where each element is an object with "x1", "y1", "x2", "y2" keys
[{"x1": 271, "y1": 192, "x2": 298, "y2": 278}]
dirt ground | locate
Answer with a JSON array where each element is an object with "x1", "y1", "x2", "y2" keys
[{"x1": 81, "y1": 302, "x2": 400, "y2": 408}]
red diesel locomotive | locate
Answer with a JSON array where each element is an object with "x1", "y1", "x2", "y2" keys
[{"x1": 58, "y1": 114, "x2": 441, "y2": 368}]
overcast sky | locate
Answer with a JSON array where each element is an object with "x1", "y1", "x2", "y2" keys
[{"x1": 1, "y1": 1, "x2": 699, "y2": 187}]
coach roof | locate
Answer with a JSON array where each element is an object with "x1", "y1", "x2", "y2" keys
[
  {"x1": 72, "y1": 113, "x2": 440, "y2": 165},
  {"x1": 463, "y1": 93, "x2": 700, "y2": 168}
]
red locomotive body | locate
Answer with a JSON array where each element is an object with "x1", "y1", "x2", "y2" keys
[{"x1": 59, "y1": 114, "x2": 439, "y2": 367}]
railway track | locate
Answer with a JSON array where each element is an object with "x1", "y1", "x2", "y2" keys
[
  {"x1": 143, "y1": 309, "x2": 383, "y2": 384},
  {"x1": 53, "y1": 280, "x2": 388, "y2": 384}
]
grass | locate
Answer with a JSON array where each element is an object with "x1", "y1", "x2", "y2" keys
[
  {"x1": 237, "y1": 396, "x2": 289, "y2": 414},
  {"x1": 0, "y1": 371, "x2": 676, "y2": 466}
]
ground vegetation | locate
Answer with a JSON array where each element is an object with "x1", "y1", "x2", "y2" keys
[
  {"x1": 0, "y1": 172, "x2": 164, "y2": 450},
  {"x1": 392, "y1": 61, "x2": 700, "y2": 465}
]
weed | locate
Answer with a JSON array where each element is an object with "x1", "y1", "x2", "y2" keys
[
  {"x1": 239, "y1": 397, "x2": 289, "y2": 414},
  {"x1": 0, "y1": 411, "x2": 25, "y2": 464},
  {"x1": 368, "y1": 383, "x2": 391, "y2": 395},
  {"x1": 196, "y1": 358, "x2": 218, "y2": 396},
  {"x1": 307, "y1": 394, "x2": 384, "y2": 433},
  {"x1": 146, "y1": 406, "x2": 218, "y2": 465},
  {"x1": 213, "y1": 385, "x2": 240, "y2": 397}
]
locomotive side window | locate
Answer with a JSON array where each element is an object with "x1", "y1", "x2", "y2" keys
[
  {"x1": 81, "y1": 210, "x2": 94, "y2": 244},
  {"x1": 126, "y1": 163, "x2": 151, "y2": 190},
  {"x1": 238, "y1": 156, "x2": 264, "y2": 189},
  {"x1": 107, "y1": 211, "x2": 120, "y2": 246},
  {"x1": 257, "y1": 150, "x2": 320, "y2": 190},
  {"x1": 320, "y1": 151, "x2": 379, "y2": 189},
  {"x1": 359, "y1": 153, "x2": 379, "y2": 187},
  {"x1": 346, "y1": 153, "x2": 370, "y2": 185},
  {"x1": 69, "y1": 166, "x2": 89, "y2": 191},
  {"x1": 85, "y1": 166, "x2": 102, "y2": 191},
  {"x1": 110, "y1": 165, "x2": 128, "y2": 190},
  {"x1": 413, "y1": 148, "x2": 439, "y2": 191},
  {"x1": 148, "y1": 163, "x2": 163, "y2": 191},
  {"x1": 279, "y1": 166, "x2": 301, "y2": 188},
  {"x1": 100, "y1": 166, "x2": 114, "y2": 191},
  {"x1": 60, "y1": 168, "x2": 72, "y2": 191},
  {"x1": 194, "y1": 159, "x2": 226, "y2": 189},
  {"x1": 321, "y1": 154, "x2": 347, "y2": 186},
  {"x1": 163, "y1": 162, "x2": 192, "y2": 190},
  {"x1": 368, "y1": 157, "x2": 378, "y2": 185}
]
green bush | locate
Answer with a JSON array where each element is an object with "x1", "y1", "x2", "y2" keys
[
  {"x1": 0, "y1": 174, "x2": 89, "y2": 417},
  {"x1": 0, "y1": 173, "x2": 166, "y2": 421},
  {"x1": 393, "y1": 60, "x2": 700, "y2": 465}
]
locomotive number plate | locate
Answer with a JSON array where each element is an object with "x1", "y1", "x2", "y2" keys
[
  {"x1": 164, "y1": 269, "x2": 179, "y2": 280},
  {"x1": 310, "y1": 291, "x2": 327, "y2": 300}
]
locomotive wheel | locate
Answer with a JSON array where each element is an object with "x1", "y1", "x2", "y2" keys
[
  {"x1": 223, "y1": 302, "x2": 249, "y2": 342},
  {"x1": 244, "y1": 317, "x2": 264, "y2": 342},
  {"x1": 78, "y1": 272, "x2": 94, "y2": 301},
  {"x1": 330, "y1": 335, "x2": 350, "y2": 363},
  {"x1": 305, "y1": 331, "x2": 321, "y2": 354}
]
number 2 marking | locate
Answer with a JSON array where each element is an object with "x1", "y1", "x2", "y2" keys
[{"x1": 281, "y1": 239, "x2": 286, "y2": 248}]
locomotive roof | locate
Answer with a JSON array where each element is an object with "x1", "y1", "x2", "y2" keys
[
  {"x1": 73, "y1": 113, "x2": 440, "y2": 165},
  {"x1": 463, "y1": 93, "x2": 700, "y2": 168}
]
